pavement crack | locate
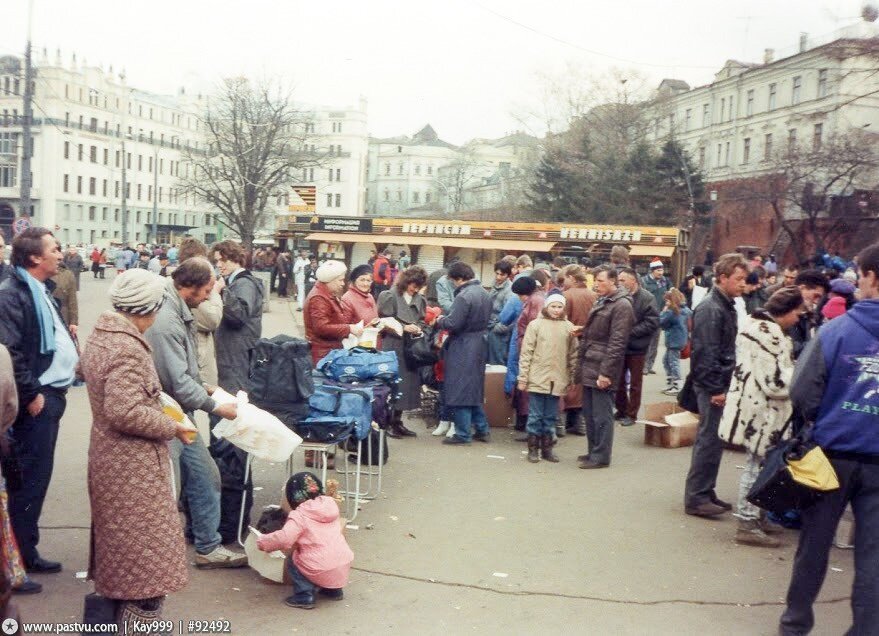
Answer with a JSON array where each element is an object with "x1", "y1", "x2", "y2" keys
[{"x1": 352, "y1": 566, "x2": 851, "y2": 607}]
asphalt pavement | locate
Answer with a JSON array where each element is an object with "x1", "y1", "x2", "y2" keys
[{"x1": 14, "y1": 273, "x2": 854, "y2": 634}]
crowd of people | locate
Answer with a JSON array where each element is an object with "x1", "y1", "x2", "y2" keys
[{"x1": 0, "y1": 227, "x2": 877, "y2": 633}]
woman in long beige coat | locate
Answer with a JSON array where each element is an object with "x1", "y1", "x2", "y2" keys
[{"x1": 78, "y1": 269, "x2": 195, "y2": 626}]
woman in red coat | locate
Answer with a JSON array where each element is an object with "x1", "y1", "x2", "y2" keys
[
  {"x1": 341, "y1": 264, "x2": 379, "y2": 326},
  {"x1": 303, "y1": 261, "x2": 364, "y2": 365}
]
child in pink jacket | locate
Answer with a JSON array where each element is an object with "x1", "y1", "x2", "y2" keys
[{"x1": 257, "y1": 472, "x2": 354, "y2": 609}]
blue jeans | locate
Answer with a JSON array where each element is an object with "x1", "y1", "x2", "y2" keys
[
  {"x1": 526, "y1": 392, "x2": 559, "y2": 437},
  {"x1": 663, "y1": 348, "x2": 682, "y2": 382},
  {"x1": 170, "y1": 431, "x2": 223, "y2": 554},
  {"x1": 451, "y1": 406, "x2": 489, "y2": 442},
  {"x1": 437, "y1": 383, "x2": 453, "y2": 421},
  {"x1": 287, "y1": 557, "x2": 315, "y2": 602},
  {"x1": 7, "y1": 388, "x2": 66, "y2": 564}
]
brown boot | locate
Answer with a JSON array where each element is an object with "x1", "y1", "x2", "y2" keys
[
  {"x1": 540, "y1": 435, "x2": 560, "y2": 463},
  {"x1": 735, "y1": 520, "x2": 782, "y2": 548},
  {"x1": 527, "y1": 435, "x2": 540, "y2": 463}
]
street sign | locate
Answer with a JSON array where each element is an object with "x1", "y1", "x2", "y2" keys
[{"x1": 13, "y1": 217, "x2": 31, "y2": 235}]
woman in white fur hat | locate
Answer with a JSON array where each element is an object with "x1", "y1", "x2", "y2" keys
[{"x1": 303, "y1": 260, "x2": 364, "y2": 365}]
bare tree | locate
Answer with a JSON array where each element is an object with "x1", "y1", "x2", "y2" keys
[
  {"x1": 731, "y1": 130, "x2": 879, "y2": 262},
  {"x1": 437, "y1": 145, "x2": 482, "y2": 214},
  {"x1": 180, "y1": 77, "x2": 324, "y2": 249}
]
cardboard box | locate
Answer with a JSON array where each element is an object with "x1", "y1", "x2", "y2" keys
[
  {"x1": 638, "y1": 402, "x2": 699, "y2": 448},
  {"x1": 484, "y1": 365, "x2": 514, "y2": 428}
]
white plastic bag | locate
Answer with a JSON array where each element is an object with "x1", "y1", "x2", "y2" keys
[
  {"x1": 213, "y1": 392, "x2": 302, "y2": 462},
  {"x1": 244, "y1": 528, "x2": 286, "y2": 583}
]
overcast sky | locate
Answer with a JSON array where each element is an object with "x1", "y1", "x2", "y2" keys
[{"x1": 1, "y1": 0, "x2": 868, "y2": 144}]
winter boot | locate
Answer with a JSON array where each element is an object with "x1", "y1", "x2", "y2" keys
[
  {"x1": 735, "y1": 520, "x2": 782, "y2": 548},
  {"x1": 541, "y1": 435, "x2": 560, "y2": 463},
  {"x1": 432, "y1": 420, "x2": 452, "y2": 437},
  {"x1": 527, "y1": 435, "x2": 540, "y2": 463},
  {"x1": 445, "y1": 422, "x2": 456, "y2": 438},
  {"x1": 555, "y1": 422, "x2": 566, "y2": 438}
]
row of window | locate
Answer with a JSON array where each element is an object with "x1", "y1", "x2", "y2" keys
[
  {"x1": 380, "y1": 189, "x2": 434, "y2": 204},
  {"x1": 671, "y1": 69, "x2": 830, "y2": 134},
  {"x1": 59, "y1": 113, "x2": 193, "y2": 150},
  {"x1": 62, "y1": 174, "x2": 192, "y2": 203},
  {"x1": 698, "y1": 123, "x2": 824, "y2": 168},
  {"x1": 62, "y1": 141, "x2": 184, "y2": 176},
  {"x1": 302, "y1": 122, "x2": 344, "y2": 134},
  {"x1": 59, "y1": 205, "x2": 203, "y2": 227},
  {"x1": 380, "y1": 162, "x2": 435, "y2": 177},
  {"x1": 61, "y1": 83, "x2": 196, "y2": 130}
]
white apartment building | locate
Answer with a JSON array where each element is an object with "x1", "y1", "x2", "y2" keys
[
  {"x1": 645, "y1": 23, "x2": 879, "y2": 182},
  {"x1": 365, "y1": 125, "x2": 459, "y2": 215},
  {"x1": 294, "y1": 99, "x2": 368, "y2": 217},
  {"x1": 0, "y1": 49, "x2": 224, "y2": 247},
  {"x1": 437, "y1": 132, "x2": 538, "y2": 213}
]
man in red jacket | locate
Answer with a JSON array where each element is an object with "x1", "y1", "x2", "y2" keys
[{"x1": 371, "y1": 250, "x2": 392, "y2": 301}]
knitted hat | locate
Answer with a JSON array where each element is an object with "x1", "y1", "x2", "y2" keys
[
  {"x1": 821, "y1": 295, "x2": 847, "y2": 321},
  {"x1": 349, "y1": 264, "x2": 373, "y2": 282},
  {"x1": 316, "y1": 260, "x2": 347, "y2": 283},
  {"x1": 829, "y1": 278, "x2": 856, "y2": 296},
  {"x1": 108, "y1": 269, "x2": 167, "y2": 315},
  {"x1": 284, "y1": 472, "x2": 323, "y2": 509},
  {"x1": 842, "y1": 268, "x2": 858, "y2": 282},
  {"x1": 511, "y1": 276, "x2": 537, "y2": 295},
  {"x1": 649, "y1": 259, "x2": 664, "y2": 270},
  {"x1": 544, "y1": 291, "x2": 566, "y2": 309}
]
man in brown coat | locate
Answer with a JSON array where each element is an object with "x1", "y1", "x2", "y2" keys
[
  {"x1": 561, "y1": 264, "x2": 596, "y2": 436},
  {"x1": 576, "y1": 265, "x2": 634, "y2": 469},
  {"x1": 50, "y1": 261, "x2": 78, "y2": 339}
]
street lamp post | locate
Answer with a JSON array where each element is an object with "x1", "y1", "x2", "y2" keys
[
  {"x1": 707, "y1": 189, "x2": 718, "y2": 266},
  {"x1": 151, "y1": 145, "x2": 158, "y2": 244}
]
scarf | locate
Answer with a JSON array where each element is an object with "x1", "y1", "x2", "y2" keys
[{"x1": 16, "y1": 266, "x2": 55, "y2": 355}]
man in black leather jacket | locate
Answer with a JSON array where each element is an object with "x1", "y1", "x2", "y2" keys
[
  {"x1": 683, "y1": 253, "x2": 749, "y2": 518},
  {"x1": 614, "y1": 268, "x2": 659, "y2": 426}
]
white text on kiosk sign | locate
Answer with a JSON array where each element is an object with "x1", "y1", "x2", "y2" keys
[
  {"x1": 402, "y1": 223, "x2": 472, "y2": 235},
  {"x1": 560, "y1": 228, "x2": 643, "y2": 242}
]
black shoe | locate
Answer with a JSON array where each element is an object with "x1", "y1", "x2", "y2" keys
[
  {"x1": 284, "y1": 594, "x2": 315, "y2": 609},
  {"x1": 473, "y1": 432, "x2": 491, "y2": 443},
  {"x1": 319, "y1": 588, "x2": 344, "y2": 601},
  {"x1": 578, "y1": 459, "x2": 609, "y2": 469},
  {"x1": 577, "y1": 454, "x2": 590, "y2": 462},
  {"x1": 26, "y1": 557, "x2": 62, "y2": 574},
  {"x1": 12, "y1": 579, "x2": 42, "y2": 594},
  {"x1": 395, "y1": 424, "x2": 417, "y2": 438},
  {"x1": 385, "y1": 428, "x2": 403, "y2": 439},
  {"x1": 442, "y1": 436, "x2": 471, "y2": 445},
  {"x1": 711, "y1": 496, "x2": 733, "y2": 511},
  {"x1": 685, "y1": 502, "x2": 727, "y2": 518}
]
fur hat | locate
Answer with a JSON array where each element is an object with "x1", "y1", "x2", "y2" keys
[
  {"x1": 316, "y1": 260, "x2": 347, "y2": 283},
  {"x1": 349, "y1": 264, "x2": 372, "y2": 282},
  {"x1": 649, "y1": 259, "x2": 664, "y2": 270}
]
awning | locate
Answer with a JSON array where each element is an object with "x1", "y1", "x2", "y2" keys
[
  {"x1": 304, "y1": 232, "x2": 556, "y2": 252},
  {"x1": 628, "y1": 245, "x2": 675, "y2": 257}
]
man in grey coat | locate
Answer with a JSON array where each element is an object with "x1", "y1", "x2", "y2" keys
[
  {"x1": 145, "y1": 257, "x2": 246, "y2": 569},
  {"x1": 486, "y1": 260, "x2": 514, "y2": 365},
  {"x1": 432, "y1": 262, "x2": 493, "y2": 445}
]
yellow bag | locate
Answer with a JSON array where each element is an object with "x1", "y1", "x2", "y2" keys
[{"x1": 787, "y1": 446, "x2": 840, "y2": 492}]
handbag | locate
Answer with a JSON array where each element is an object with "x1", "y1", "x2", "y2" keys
[
  {"x1": 746, "y1": 427, "x2": 840, "y2": 515},
  {"x1": 676, "y1": 374, "x2": 699, "y2": 414},
  {"x1": 403, "y1": 327, "x2": 439, "y2": 369},
  {"x1": 680, "y1": 317, "x2": 693, "y2": 360}
]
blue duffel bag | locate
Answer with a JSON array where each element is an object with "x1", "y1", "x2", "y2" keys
[
  {"x1": 316, "y1": 347, "x2": 399, "y2": 383},
  {"x1": 308, "y1": 383, "x2": 373, "y2": 440}
]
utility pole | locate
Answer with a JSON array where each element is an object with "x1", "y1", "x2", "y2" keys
[
  {"x1": 120, "y1": 72, "x2": 129, "y2": 245},
  {"x1": 151, "y1": 145, "x2": 158, "y2": 243},
  {"x1": 19, "y1": 0, "x2": 34, "y2": 219}
]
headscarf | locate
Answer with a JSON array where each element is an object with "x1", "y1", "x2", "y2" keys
[
  {"x1": 316, "y1": 260, "x2": 347, "y2": 283},
  {"x1": 285, "y1": 471, "x2": 323, "y2": 508},
  {"x1": 511, "y1": 276, "x2": 537, "y2": 295},
  {"x1": 108, "y1": 268, "x2": 167, "y2": 315}
]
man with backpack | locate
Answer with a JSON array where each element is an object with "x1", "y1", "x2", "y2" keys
[{"x1": 145, "y1": 257, "x2": 247, "y2": 569}]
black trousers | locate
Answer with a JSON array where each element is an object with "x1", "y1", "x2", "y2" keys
[
  {"x1": 7, "y1": 388, "x2": 66, "y2": 564},
  {"x1": 780, "y1": 455, "x2": 879, "y2": 635}
]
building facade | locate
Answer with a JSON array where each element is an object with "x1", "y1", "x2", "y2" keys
[
  {"x1": 0, "y1": 50, "x2": 223, "y2": 246},
  {"x1": 644, "y1": 23, "x2": 879, "y2": 257}
]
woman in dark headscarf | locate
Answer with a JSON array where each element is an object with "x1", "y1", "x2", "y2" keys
[{"x1": 342, "y1": 264, "x2": 379, "y2": 326}]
